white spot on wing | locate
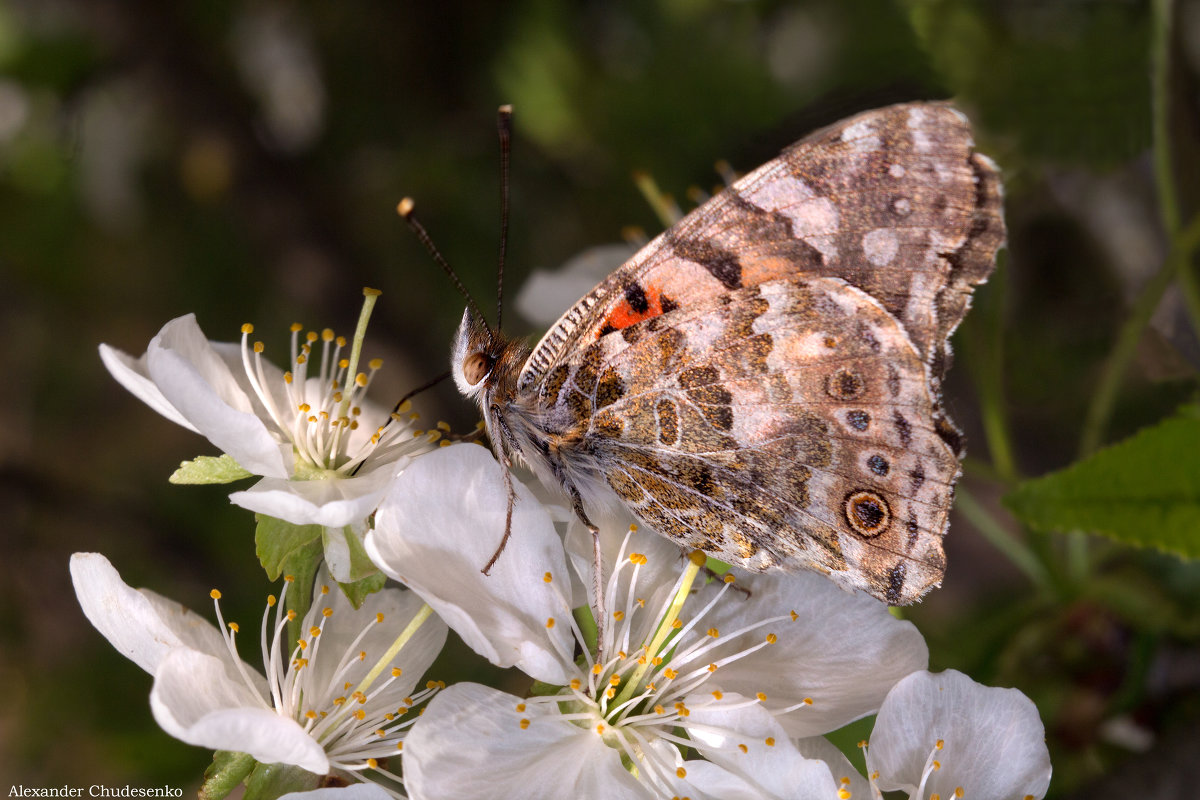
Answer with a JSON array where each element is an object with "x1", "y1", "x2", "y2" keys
[
  {"x1": 862, "y1": 228, "x2": 899, "y2": 267},
  {"x1": 840, "y1": 118, "x2": 881, "y2": 154}
]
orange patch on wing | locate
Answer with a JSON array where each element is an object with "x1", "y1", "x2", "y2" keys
[{"x1": 604, "y1": 284, "x2": 668, "y2": 332}]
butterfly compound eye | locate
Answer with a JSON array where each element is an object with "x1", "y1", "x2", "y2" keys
[{"x1": 462, "y1": 352, "x2": 492, "y2": 386}]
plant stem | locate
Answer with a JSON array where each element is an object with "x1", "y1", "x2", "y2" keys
[{"x1": 957, "y1": 485, "x2": 1052, "y2": 592}]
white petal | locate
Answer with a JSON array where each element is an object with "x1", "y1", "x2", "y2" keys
[
  {"x1": 563, "y1": 512, "x2": 687, "y2": 613},
  {"x1": 366, "y1": 444, "x2": 575, "y2": 685},
  {"x1": 684, "y1": 701, "x2": 839, "y2": 798},
  {"x1": 303, "y1": 579, "x2": 447, "y2": 712},
  {"x1": 150, "y1": 648, "x2": 329, "y2": 774},
  {"x1": 231, "y1": 459, "x2": 402, "y2": 528},
  {"x1": 403, "y1": 683, "x2": 650, "y2": 800},
  {"x1": 99, "y1": 342, "x2": 200, "y2": 432},
  {"x1": 794, "y1": 736, "x2": 872, "y2": 799},
  {"x1": 146, "y1": 315, "x2": 292, "y2": 478},
  {"x1": 867, "y1": 669, "x2": 1052, "y2": 800},
  {"x1": 279, "y1": 785, "x2": 394, "y2": 800},
  {"x1": 71, "y1": 553, "x2": 228, "y2": 675},
  {"x1": 697, "y1": 569, "x2": 928, "y2": 737}
]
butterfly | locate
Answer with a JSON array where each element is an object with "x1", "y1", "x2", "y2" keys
[{"x1": 445, "y1": 102, "x2": 1003, "y2": 606}]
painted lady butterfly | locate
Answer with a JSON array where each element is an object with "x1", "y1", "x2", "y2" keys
[{"x1": 449, "y1": 102, "x2": 1003, "y2": 606}]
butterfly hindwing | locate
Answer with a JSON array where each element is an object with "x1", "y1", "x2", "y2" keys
[{"x1": 540, "y1": 277, "x2": 955, "y2": 603}]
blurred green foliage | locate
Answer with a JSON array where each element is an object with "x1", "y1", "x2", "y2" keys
[{"x1": 3, "y1": 0, "x2": 1199, "y2": 797}]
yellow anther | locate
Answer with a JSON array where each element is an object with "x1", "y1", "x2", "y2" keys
[
  {"x1": 765, "y1": 737, "x2": 775, "y2": 746},
  {"x1": 309, "y1": 626, "x2": 321, "y2": 637},
  {"x1": 613, "y1": 610, "x2": 625, "y2": 621},
  {"x1": 543, "y1": 572, "x2": 553, "y2": 583},
  {"x1": 629, "y1": 523, "x2": 638, "y2": 532},
  {"x1": 688, "y1": 550, "x2": 707, "y2": 566},
  {"x1": 356, "y1": 372, "x2": 369, "y2": 387},
  {"x1": 570, "y1": 679, "x2": 581, "y2": 690},
  {"x1": 305, "y1": 710, "x2": 317, "y2": 720},
  {"x1": 671, "y1": 619, "x2": 682, "y2": 630},
  {"x1": 605, "y1": 687, "x2": 616, "y2": 699},
  {"x1": 707, "y1": 663, "x2": 718, "y2": 672},
  {"x1": 629, "y1": 553, "x2": 647, "y2": 565},
  {"x1": 803, "y1": 697, "x2": 813, "y2": 705},
  {"x1": 515, "y1": 703, "x2": 526, "y2": 712},
  {"x1": 290, "y1": 322, "x2": 303, "y2": 332},
  {"x1": 955, "y1": 789, "x2": 964, "y2": 798},
  {"x1": 596, "y1": 724, "x2": 605, "y2": 734},
  {"x1": 723, "y1": 574, "x2": 736, "y2": 584},
  {"x1": 253, "y1": 341, "x2": 264, "y2": 353},
  {"x1": 546, "y1": 617, "x2": 555, "y2": 629},
  {"x1": 675, "y1": 767, "x2": 687, "y2": 779},
  {"x1": 790, "y1": 610, "x2": 798, "y2": 621},
  {"x1": 338, "y1": 358, "x2": 350, "y2": 369},
  {"x1": 375, "y1": 612, "x2": 384, "y2": 623},
  {"x1": 367, "y1": 757, "x2": 378, "y2": 768},
  {"x1": 711, "y1": 690, "x2": 723, "y2": 700},
  {"x1": 241, "y1": 323, "x2": 254, "y2": 334},
  {"x1": 437, "y1": 420, "x2": 451, "y2": 432},
  {"x1": 738, "y1": 743, "x2": 748, "y2": 753},
  {"x1": 519, "y1": 719, "x2": 530, "y2": 729},
  {"x1": 755, "y1": 692, "x2": 767, "y2": 702},
  {"x1": 391, "y1": 667, "x2": 403, "y2": 677},
  {"x1": 396, "y1": 742, "x2": 403, "y2": 751},
  {"x1": 286, "y1": 610, "x2": 297, "y2": 620},
  {"x1": 210, "y1": 589, "x2": 222, "y2": 600},
  {"x1": 306, "y1": 331, "x2": 318, "y2": 343},
  {"x1": 228, "y1": 622, "x2": 239, "y2": 633},
  {"x1": 654, "y1": 704, "x2": 665, "y2": 715},
  {"x1": 707, "y1": 627, "x2": 719, "y2": 638},
  {"x1": 663, "y1": 668, "x2": 678, "y2": 680},
  {"x1": 592, "y1": 664, "x2": 603, "y2": 675},
  {"x1": 267, "y1": 594, "x2": 277, "y2": 607},
  {"x1": 933, "y1": 760, "x2": 941, "y2": 770},
  {"x1": 297, "y1": 640, "x2": 308, "y2": 650},
  {"x1": 837, "y1": 790, "x2": 851, "y2": 800}
]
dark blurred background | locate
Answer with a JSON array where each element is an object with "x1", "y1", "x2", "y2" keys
[{"x1": 3, "y1": 0, "x2": 1198, "y2": 796}]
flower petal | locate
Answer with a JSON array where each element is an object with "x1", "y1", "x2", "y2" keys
[
  {"x1": 794, "y1": 736, "x2": 872, "y2": 799},
  {"x1": 867, "y1": 669, "x2": 1052, "y2": 800},
  {"x1": 230, "y1": 458, "x2": 404, "y2": 528},
  {"x1": 71, "y1": 552, "x2": 235, "y2": 676},
  {"x1": 150, "y1": 648, "x2": 329, "y2": 774},
  {"x1": 684, "y1": 701, "x2": 839, "y2": 798},
  {"x1": 366, "y1": 444, "x2": 575, "y2": 685},
  {"x1": 302, "y1": 578, "x2": 447, "y2": 712},
  {"x1": 403, "y1": 683, "x2": 651, "y2": 800},
  {"x1": 693, "y1": 570, "x2": 928, "y2": 738},
  {"x1": 146, "y1": 315, "x2": 292, "y2": 478},
  {"x1": 99, "y1": 342, "x2": 200, "y2": 432},
  {"x1": 279, "y1": 784, "x2": 395, "y2": 800}
]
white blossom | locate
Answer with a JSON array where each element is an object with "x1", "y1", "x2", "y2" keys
[
  {"x1": 71, "y1": 552, "x2": 447, "y2": 791},
  {"x1": 364, "y1": 444, "x2": 928, "y2": 798}
]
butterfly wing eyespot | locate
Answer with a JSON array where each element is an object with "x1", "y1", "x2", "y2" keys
[{"x1": 463, "y1": 352, "x2": 492, "y2": 386}]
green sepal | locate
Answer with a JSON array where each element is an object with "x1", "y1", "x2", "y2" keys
[
  {"x1": 1005, "y1": 408, "x2": 1200, "y2": 559},
  {"x1": 199, "y1": 751, "x2": 256, "y2": 800},
  {"x1": 242, "y1": 761, "x2": 320, "y2": 800},
  {"x1": 255, "y1": 515, "x2": 323, "y2": 647},
  {"x1": 170, "y1": 454, "x2": 253, "y2": 484}
]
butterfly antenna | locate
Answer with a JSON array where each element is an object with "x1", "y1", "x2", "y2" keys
[
  {"x1": 495, "y1": 104, "x2": 513, "y2": 332},
  {"x1": 396, "y1": 198, "x2": 494, "y2": 340}
]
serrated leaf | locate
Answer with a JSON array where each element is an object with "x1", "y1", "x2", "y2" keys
[
  {"x1": 1005, "y1": 412, "x2": 1200, "y2": 559},
  {"x1": 200, "y1": 751, "x2": 255, "y2": 800},
  {"x1": 169, "y1": 454, "x2": 253, "y2": 485}
]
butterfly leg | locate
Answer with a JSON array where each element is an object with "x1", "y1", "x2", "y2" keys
[
  {"x1": 481, "y1": 404, "x2": 519, "y2": 576},
  {"x1": 567, "y1": 484, "x2": 607, "y2": 661}
]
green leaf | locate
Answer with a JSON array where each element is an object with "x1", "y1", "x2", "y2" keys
[
  {"x1": 242, "y1": 761, "x2": 319, "y2": 800},
  {"x1": 200, "y1": 751, "x2": 255, "y2": 800},
  {"x1": 255, "y1": 515, "x2": 323, "y2": 647},
  {"x1": 339, "y1": 571, "x2": 386, "y2": 609},
  {"x1": 1005, "y1": 411, "x2": 1200, "y2": 559},
  {"x1": 169, "y1": 454, "x2": 253, "y2": 484}
]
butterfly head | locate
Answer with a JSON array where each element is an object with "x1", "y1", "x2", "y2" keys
[{"x1": 451, "y1": 308, "x2": 530, "y2": 407}]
